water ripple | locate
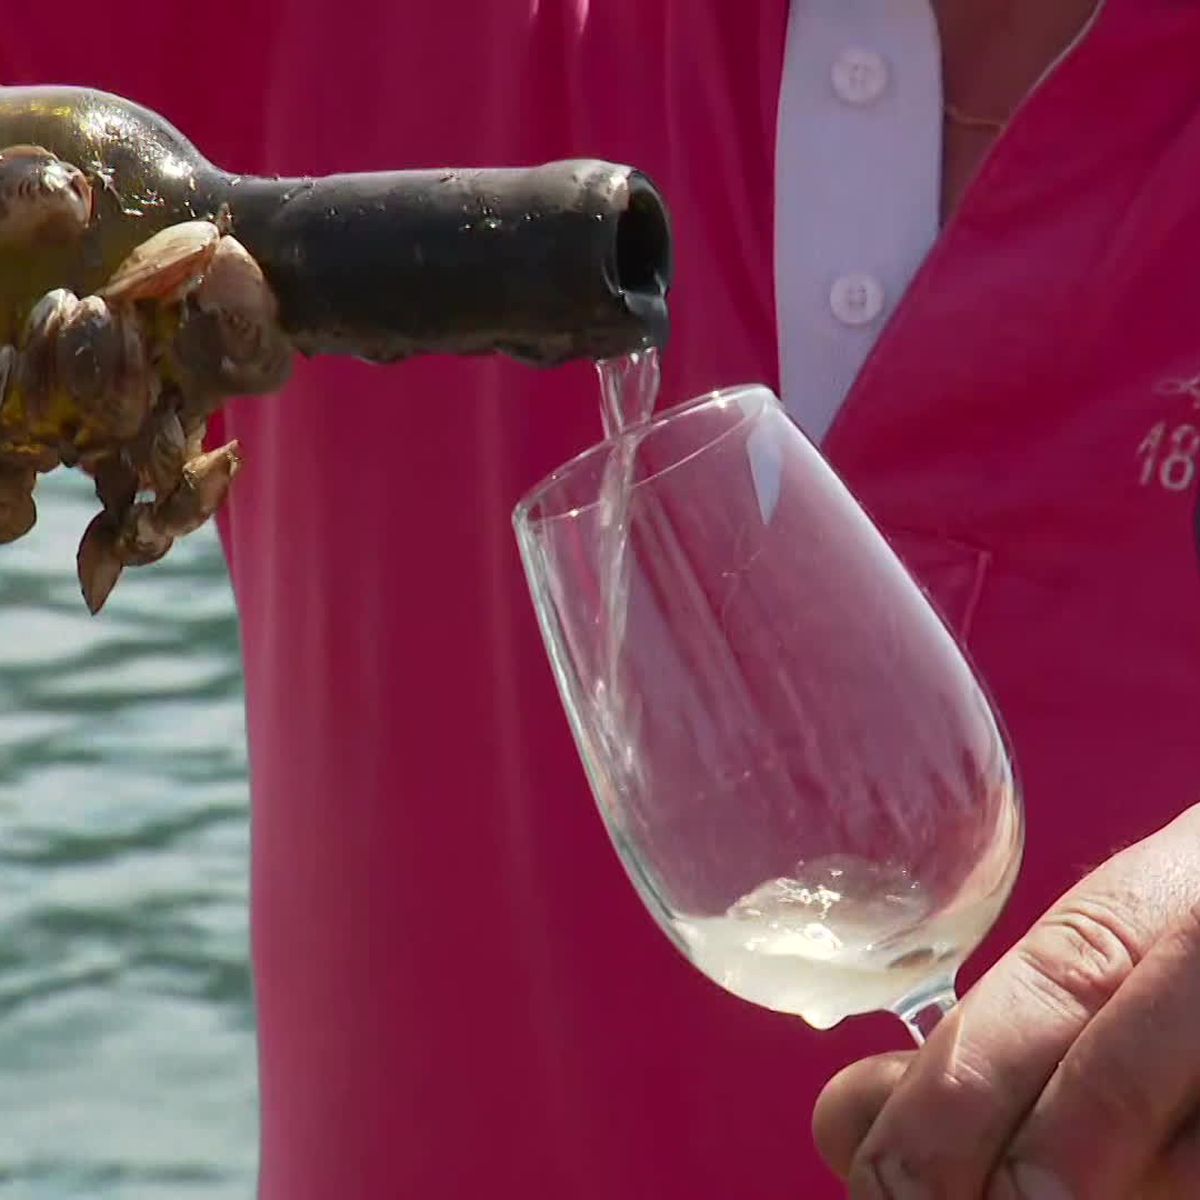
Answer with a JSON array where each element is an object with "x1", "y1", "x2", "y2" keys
[{"x1": 0, "y1": 469, "x2": 257, "y2": 1198}]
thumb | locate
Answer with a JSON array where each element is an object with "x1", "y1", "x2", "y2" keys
[{"x1": 812, "y1": 1050, "x2": 913, "y2": 1179}]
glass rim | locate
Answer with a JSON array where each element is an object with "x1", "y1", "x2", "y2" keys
[{"x1": 512, "y1": 382, "x2": 778, "y2": 528}]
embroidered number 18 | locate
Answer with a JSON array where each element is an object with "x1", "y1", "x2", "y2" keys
[{"x1": 1138, "y1": 421, "x2": 1200, "y2": 491}]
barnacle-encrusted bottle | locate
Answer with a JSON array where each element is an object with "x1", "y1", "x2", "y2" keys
[{"x1": 0, "y1": 85, "x2": 673, "y2": 611}]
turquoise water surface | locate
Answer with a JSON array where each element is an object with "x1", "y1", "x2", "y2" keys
[{"x1": 0, "y1": 468, "x2": 258, "y2": 1199}]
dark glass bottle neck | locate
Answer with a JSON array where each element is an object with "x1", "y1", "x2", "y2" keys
[
  {"x1": 217, "y1": 163, "x2": 671, "y2": 366},
  {"x1": 0, "y1": 86, "x2": 673, "y2": 367}
]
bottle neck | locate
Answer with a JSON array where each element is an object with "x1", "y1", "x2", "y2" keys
[
  {"x1": 0, "y1": 87, "x2": 672, "y2": 365},
  {"x1": 218, "y1": 162, "x2": 672, "y2": 367}
]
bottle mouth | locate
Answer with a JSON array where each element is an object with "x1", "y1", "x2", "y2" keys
[
  {"x1": 616, "y1": 175, "x2": 673, "y2": 297},
  {"x1": 612, "y1": 173, "x2": 673, "y2": 351}
]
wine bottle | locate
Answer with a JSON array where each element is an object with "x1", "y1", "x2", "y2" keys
[
  {"x1": 0, "y1": 86, "x2": 673, "y2": 612},
  {"x1": 0, "y1": 85, "x2": 673, "y2": 366}
]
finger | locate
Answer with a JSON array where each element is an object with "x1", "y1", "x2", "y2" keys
[
  {"x1": 847, "y1": 804, "x2": 1200, "y2": 1198},
  {"x1": 1143, "y1": 1110, "x2": 1200, "y2": 1198},
  {"x1": 812, "y1": 1052, "x2": 912, "y2": 1179},
  {"x1": 995, "y1": 902, "x2": 1200, "y2": 1199}
]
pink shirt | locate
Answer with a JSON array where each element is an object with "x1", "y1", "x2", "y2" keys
[{"x1": 9, "y1": 1, "x2": 1200, "y2": 1196}]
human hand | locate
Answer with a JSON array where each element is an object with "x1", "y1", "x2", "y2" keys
[{"x1": 812, "y1": 803, "x2": 1200, "y2": 1198}]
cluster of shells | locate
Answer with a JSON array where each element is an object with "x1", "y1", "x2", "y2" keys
[{"x1": 0, "y1": 145, "x2": 292, "y2": 612}]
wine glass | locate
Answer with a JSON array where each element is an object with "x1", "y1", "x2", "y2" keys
[{"x1": 512, "y1": 384, "x2": 1022, "y2": 1045}]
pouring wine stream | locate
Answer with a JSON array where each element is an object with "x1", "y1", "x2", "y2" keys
[{"x1": 591, "y1": 350, "x2": 661, "y2": 798}]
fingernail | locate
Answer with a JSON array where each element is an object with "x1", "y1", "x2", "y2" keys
[{"x1": 1009, "y1": 1162, "x2": 1074, "y2": 1200}]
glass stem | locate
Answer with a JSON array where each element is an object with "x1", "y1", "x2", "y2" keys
[{"x1": 896, "y1": 986, "x2": 958, "y2": 1046}]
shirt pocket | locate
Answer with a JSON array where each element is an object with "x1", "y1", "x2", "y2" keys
[{"x1": 882, "y1": 526, "x2": 992, "y2": 645}]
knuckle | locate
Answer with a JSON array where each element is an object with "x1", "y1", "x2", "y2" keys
[{"x1": 1015, "y1": 897, "x2": 1140, "y2": 1020}]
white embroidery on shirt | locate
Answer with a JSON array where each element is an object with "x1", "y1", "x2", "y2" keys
[
  {"x1": 1155, "y1": 376, "x2": 1200, "y2": 405},
  {"x1": 1136, "y1": 380, "x2": 1200, "y2": 492},
  {"x1": 1138, "y1": 420, "x2": 1200, "y2": 491}
]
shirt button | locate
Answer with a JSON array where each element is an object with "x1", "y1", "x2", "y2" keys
[
  {"x1": 831, "y1": 48, "x2": 889, "y2": 105},
  {"x1": 830, "y1": 274, "x2": 886, "y2": 326}
]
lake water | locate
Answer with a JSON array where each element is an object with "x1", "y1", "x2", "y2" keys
[{"x1": 0, "y1": 468, "x2": 258, "y2": 1199}]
